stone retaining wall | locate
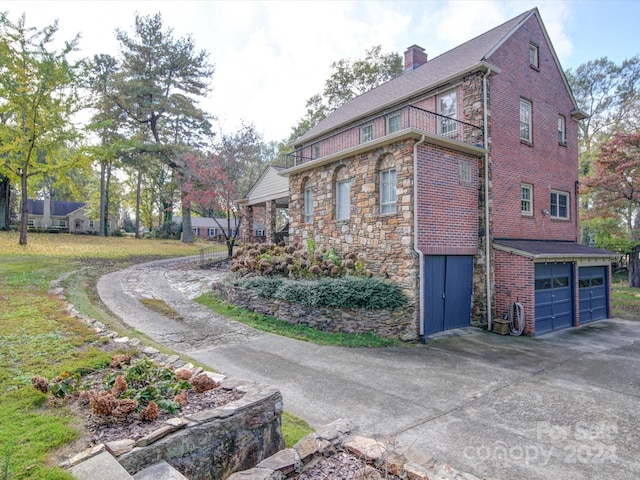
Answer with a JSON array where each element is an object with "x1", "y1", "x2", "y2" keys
[
  {"x1": 211, "y1": 282, "x2": 417, "y2": 341},
  {"x1": 117, "y1": 377, "x2": 285, "y2": 479}
]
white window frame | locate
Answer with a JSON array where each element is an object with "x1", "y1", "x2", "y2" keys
[
  {"x1": 558, "y1": 115, "x2": 566, "y2": 144},
  {"x1": 304, "y1": 185, "x2": 313, "y2": 223},
  {"x1": 520, "y1": 99, "x2": 532, "y2": 142},
  {"x1": 27, "y1": 218, "x2": 35, "y2": 227},
  {"x1": 438, "y1": 90, "x2": 457, "y2": 137},
  {"x1": 313, "y1": 144, "x2": 320, "y2": 159},
  {"x1": 256, "y1": 229, "x2": 264, "y2": 237},
  {"x1": 380, "y1": 168, "x2": 397, "y2": 215},
  {"x1": 550, "y1": 190, "x2": 569, "y2": 219},
  {"x1": 336, "y1": 179, "x2": 350, "y2": 220},
  {"x1": 360, "y1": 124, "x2": 373, "y2": 143},
  {"x1": 107, "y1": 220, "x2": 112, "y2": 229},
  {"x1": 387, "y1": 113, "x2": 401, "y2": 134},
  {"x1": 458, "y1": 161, "x2": 472, "y2": 183},
  {"x1": 521, "y1": 184, "x2": 533, "y2": 216},
  {"x1": 207, "y1": 228, "x2": 216, "y2": 236},
  {"x1": 58, "y1": 219, "x2": 67, "y2": 228},
  {"x1": 529, "y1": 43, "x2": 539, "y2": 68},
  {"x1": 88, "y1": 220, "x2": 95, "y2": 229}
]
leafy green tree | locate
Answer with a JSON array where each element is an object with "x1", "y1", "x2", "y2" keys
[
  {"x1": 97, "y1": 12, "x2": 214, "y2": 242},
  {"x1": 289, "y1": 45, "x2": 402, "y2": 142},
  {"x1": 582, "y1": 132, "x2": 640, "y2": 286},
  {"x1": 566, "y1": 56, "x2": 640, "y2": 175},
  {"x1": 0, "y1": 13, "x2": 87, "y2": 244}
]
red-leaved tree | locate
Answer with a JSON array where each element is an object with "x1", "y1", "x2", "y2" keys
[
  {"x1": 182, "y1": 153, "x2": 242, "y2": 258},
  {"x1": 582, "y1": 132, "x2": 640, "y2": 286}
]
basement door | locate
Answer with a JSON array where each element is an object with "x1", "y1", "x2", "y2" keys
[
  {"x1": 578, "y1": 266, "x2": 608, "y2": 324},
  {"x1": 534, "y1": 263, "x2": 573, "y2": 334},
  {"x1": 423, "y1": 255, "x2": 473, "y2": 336}
]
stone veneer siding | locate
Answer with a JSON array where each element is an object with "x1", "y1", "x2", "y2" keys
[
  {"x1": 288, "y1": 140, "x2": 418, "y2": 305},
  {"x1": 212, "y1": 282, "x2": 416, "y2": 340}
]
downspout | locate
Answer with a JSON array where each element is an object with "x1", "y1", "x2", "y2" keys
[
  {"x1": 414, "y1": 135, "x2": 427, "y2": 341},
  {"x1": 483, "y1": 68, "x2": 493, "y2": 331}
]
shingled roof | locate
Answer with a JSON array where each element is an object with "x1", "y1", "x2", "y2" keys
[
  {"x1": 27, "y1": 199, "x2": 85, "y2": 216},
  {"x1": 295, "y1": 8, "x2": 536, "y2": 146}
]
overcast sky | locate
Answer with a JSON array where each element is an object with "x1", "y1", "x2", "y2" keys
[{"x1": 4, "y1": 0, "x2": 640, "y2": 144}]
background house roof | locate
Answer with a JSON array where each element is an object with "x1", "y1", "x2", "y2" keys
[
  {"x1": 173, "y1": 216, "x2": 265, "y2": 230},
  {"x1": 27, "y1": 199, "x2": 86, "y2": 216},
  {"x1": 295, "y1": 9, "x2": 535, "y2": 146}
]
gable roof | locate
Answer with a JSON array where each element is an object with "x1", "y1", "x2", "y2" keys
[
  {"x1": 296, "y1": 8, "x2": 580, "y2": 146},
  {"x1": 241, "y1": 165, "x2": 289, "y2": 206},
  {"x1": 27, "y1": 199, "x2": 86, "y2": 216}
]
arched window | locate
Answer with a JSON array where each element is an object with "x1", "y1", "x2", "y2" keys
[
  {"x1": 334, "y1": 166, "x2": 350, "y2": 220},
  {"x1": 302, "y1": 177, "x2": 313, "y2": 223},
  {"x1": 378, "y1": 154, "x2": 397, "y2": 214}
]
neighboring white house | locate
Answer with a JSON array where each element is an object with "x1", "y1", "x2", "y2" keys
[{"x1": 26, "y1": 197, "x2": 116, "y2": 234}]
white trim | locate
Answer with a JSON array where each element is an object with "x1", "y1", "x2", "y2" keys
[
  {"x1": 521, "y1": 183, "x2": 533, "y2": 216},
  {"x1": 520, "y1": 98, "x2": 532, "y2": 142},
  {"x1": 550, "y1": 190, "x2": 569, "y2": 219}
]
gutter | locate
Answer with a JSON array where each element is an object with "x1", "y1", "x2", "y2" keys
[
  {"x1": 413, "y1": 134, "x2": 427, "y2": 340},
  {"x1": 483, "y1": 68, "x2": 493, "y2": 332}
]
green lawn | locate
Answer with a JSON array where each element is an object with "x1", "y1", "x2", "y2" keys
[{"x1": 0, "y1": 232, "x2": 202, "y2": 479}]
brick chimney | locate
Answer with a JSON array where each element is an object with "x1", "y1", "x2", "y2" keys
[{"x1": 404, "y1": 45, "x2": 428, "y2": 73}]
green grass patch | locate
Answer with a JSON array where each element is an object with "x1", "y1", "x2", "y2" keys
[
  {"x1": 139, "y1": 298, "x2": 183, "y2": 321},
  {"x1": 194, "y1": 292, "x2": 400, "y2": 347},
  {"x1": 0, "y1": 232, "x2": 203, "y2": 476},
  {"x1": 281, "y1": 411, "x2": 314, "y2": 448}
]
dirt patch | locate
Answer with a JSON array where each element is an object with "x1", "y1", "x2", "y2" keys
[{"x1": 290, "y1": 450, "x2": 402, "y2": 480}]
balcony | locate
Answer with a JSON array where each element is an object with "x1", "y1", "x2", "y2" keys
[{"x1": 286, "y1": 105, "x2": 484, "y2": 168}]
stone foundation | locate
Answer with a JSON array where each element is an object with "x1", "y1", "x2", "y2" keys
[{"x1": 211, "y1": 282, "x2": 417, "y2": 341}]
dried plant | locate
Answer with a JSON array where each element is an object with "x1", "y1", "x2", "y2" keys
[
  {"x1": 191, "y1": 374, "x2": 219, "y2": 393},
  {"x1": 139, "y1": 401, "x2": 159, "y2": 422},
  {"x1": 174, "y1": 367, "x2": 193, "y2": 381},
  {"x1": 31, "y1": 375, "x2": 49, "y2": 394},
  {"x1": 174, "y1": 392, "x2": 188, "y2": 407},
  {"x1": 111, "y1": 375, "x2": 128, "y2": 396},
  {"x1": 89, "y1": 391, "x2": 118, "y2": 416},
  {"x1": 110, "y1": 354, "x2": 132, "y2": 369},
  {"x1": 112, "y1": 399, "x2": 138, "y2": 420}
]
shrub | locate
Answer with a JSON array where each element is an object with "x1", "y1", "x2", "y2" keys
[{"x1": 236, "y1": 275, "x2": 406, "y2": 310}]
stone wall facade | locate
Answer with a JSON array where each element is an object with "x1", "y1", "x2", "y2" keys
[
  {"x1": 211, "y1": 282, "x2": 417, "y2": 341},
  {"x1": 288, "y1": 139, "x2": 419, "y2": 305}
]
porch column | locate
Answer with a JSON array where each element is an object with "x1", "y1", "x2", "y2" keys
[
  {"x1": 266, "y1": 200, "x2": 277, "y2": 243},
  {"x1": 240, "y1": 205, "x2": 254, "y2": 243}
]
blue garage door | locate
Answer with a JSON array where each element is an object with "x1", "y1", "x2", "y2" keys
[
  {"x1": 423, "y1": 256, "x2": 473, "y2": 335},
  {"x1": 579, "y1": 266, "x2": 608, "y2": 324},
  {"x1": 535, "y1": 263, "x2": 573, "y2": 334}
]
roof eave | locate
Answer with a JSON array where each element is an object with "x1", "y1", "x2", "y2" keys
[{"x1": 493, "y1": 242, "x2": 617, "y2": 261}]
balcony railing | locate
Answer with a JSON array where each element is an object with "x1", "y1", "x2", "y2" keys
[{"x1": 286, "y1": 105, "x2": 484, "y2": 168}]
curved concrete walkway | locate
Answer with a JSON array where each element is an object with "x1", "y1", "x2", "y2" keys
[{"x1": 98, "y1": 257, "x2": 640, "y2": 480}]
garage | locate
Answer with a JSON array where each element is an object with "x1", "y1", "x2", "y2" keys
[
  {"x1": 579, "y1": 266, "x2": 608, "y2": 324},
  {"x1": 534, "y1": 263, "x2": 574, "y2": 334}
]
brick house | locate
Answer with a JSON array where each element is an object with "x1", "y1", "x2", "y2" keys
[{"x1": 242, "y1": 9, "x2": 614, "y2": 338}]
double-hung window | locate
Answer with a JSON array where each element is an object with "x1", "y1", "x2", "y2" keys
[
  {"x1": 387, "y1": 113, "x2": 401, "y2": 134},
  {"x1": 438, "y1": 91, "x2": 457, "y2": 137},
  {"x1": 88, "y1": 220, "x2": 95, "y2": 229},
  {"x1": 59, "y1": 220, "x2": 67, "y2": 228},
  {"x1": 360, "y1": 124, "x2": 373, "y2": 143},
  {"x1": 550, "y1": 191, "x2": 569, "y2": 219},
  {"x1": 520, "y1": 99, "x2": 532, "y2": 142},
  {"x1": 380, "y1": 168, "x2": 397, "y2": 214},
  {"x1": 304, "y1": 185, "x2": 313, "y2": 223},
  {"x1": 521, "y1": 184, "x2": 533, "y2": 216},
  {"x1": 336, "y1": 179, "x2": 350, "y2": 220},
  {"x1": 558, "y1": 115, "x2": 566, "y2": 144}
]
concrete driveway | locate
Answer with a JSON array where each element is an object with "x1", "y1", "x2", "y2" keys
[{"x1": 98, "y1": 258, "x2": 640, "y2": 480}]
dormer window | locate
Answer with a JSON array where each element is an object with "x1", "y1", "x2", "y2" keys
[{"x1": 529, "y1": 43, "x2": 539, "y2": 69}]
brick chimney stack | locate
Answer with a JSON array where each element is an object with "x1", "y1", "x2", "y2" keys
[{"x1": 404, "y1": 45, "x2": 428, "y2": 73}]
